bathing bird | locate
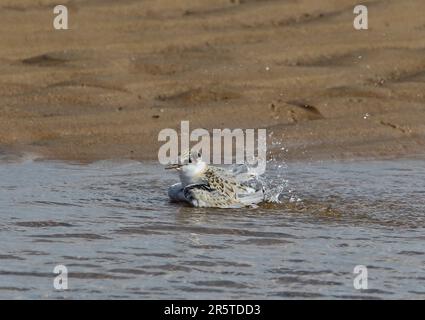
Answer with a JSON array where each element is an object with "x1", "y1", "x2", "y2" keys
[{"x1": 166, "y1": 150, "x2": 265, "y2": 208}]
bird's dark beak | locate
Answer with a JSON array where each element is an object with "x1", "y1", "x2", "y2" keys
[{"x1": 165, "y1": 164, "x2": 182, "y2": 170}]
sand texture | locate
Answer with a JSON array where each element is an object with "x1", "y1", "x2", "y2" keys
[{"x1": 1, "y1": 0, "x2": 425, "y2": 161}]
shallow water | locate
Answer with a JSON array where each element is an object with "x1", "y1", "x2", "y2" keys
[{"x1": 0, "y1": 156, "x2": 424, "y2": 299}]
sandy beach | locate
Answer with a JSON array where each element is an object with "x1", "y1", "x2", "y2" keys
[{"x1": 1, "y1": 0, "x2": 425, "y2": 162}]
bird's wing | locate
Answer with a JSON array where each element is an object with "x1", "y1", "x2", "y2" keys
[
  {"x1": 183, "y1": 183, "x2": 242, "y2": 208},
  {"x1": 203, "y1": 167, "x2": 253, "y2": 198}
]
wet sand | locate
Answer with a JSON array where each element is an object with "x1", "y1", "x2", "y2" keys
[{"x1": 1, "y1": 0, "x2": 425, "y2": 162}]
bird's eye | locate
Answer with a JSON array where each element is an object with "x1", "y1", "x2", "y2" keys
[
  {"x1": 197, "y1": 152, "x2": 201, "y2": 157},
  {"x1": 188, "y1": 157, "x2": 192, "y2": 163}
]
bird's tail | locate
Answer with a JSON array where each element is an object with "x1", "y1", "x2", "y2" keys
[{"x1": 238, "y1": 187, "x2": 265, "y2": 206}]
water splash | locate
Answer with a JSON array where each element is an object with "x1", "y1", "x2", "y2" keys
[{"x1": 229, "y1": 133, "x2": 302, "y2": 205}]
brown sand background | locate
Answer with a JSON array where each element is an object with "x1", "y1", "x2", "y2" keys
[{"x1": 1, "y1": 0, "x2": 424, "y2": 162}]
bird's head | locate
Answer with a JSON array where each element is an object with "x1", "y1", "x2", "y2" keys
[
  {"x1": 165, "y1": 149, "x2": 206, "y2": 171},
  {"x1": 165, "y1": 149, "x2": 207, "y2": 185}
]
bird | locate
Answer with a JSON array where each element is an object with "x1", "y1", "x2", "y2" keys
[{"x1": 165, "y1": 150, "x2": 265, "y2": 208}]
